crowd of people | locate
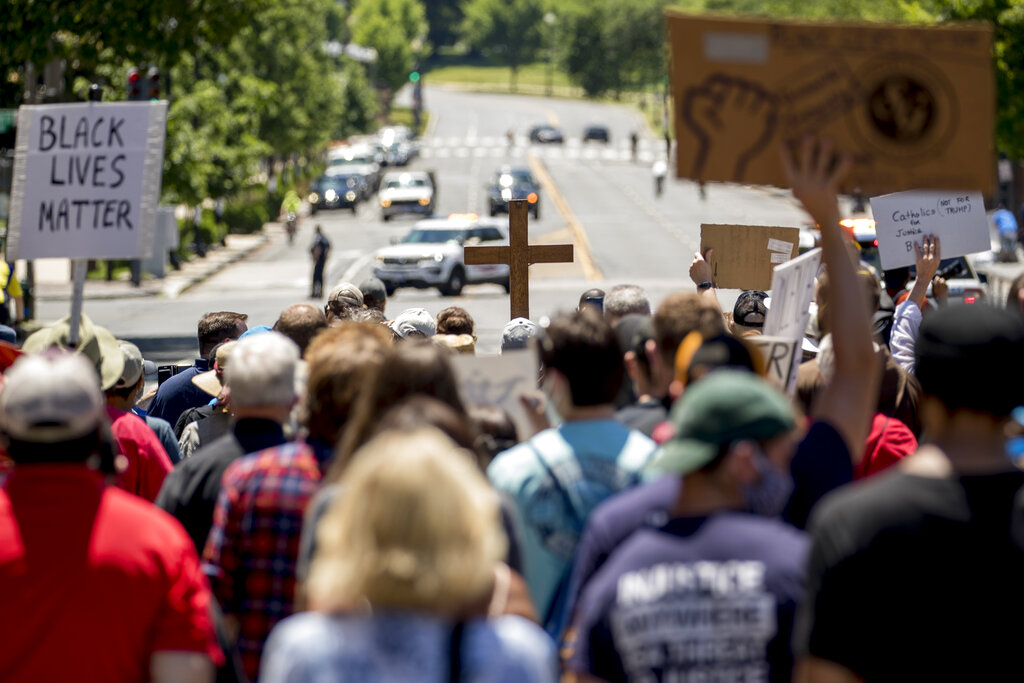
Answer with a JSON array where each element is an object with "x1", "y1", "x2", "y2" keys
[{"x1": 2, "y1": 139, "x2": 1024, "y2": 682}]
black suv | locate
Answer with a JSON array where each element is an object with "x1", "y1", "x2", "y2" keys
[{"x1": 487, "y1": 167, "x2": 541, "y2": 219}]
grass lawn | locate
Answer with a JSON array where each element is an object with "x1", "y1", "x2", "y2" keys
[{"x1": 427, "y1": 62, "x2": 577, "y2": 93}]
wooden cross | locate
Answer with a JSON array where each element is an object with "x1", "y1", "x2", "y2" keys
[{"x1": 465, "y1": 200, "x2": 574, "y2": 320}]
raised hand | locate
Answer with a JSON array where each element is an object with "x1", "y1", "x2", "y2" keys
[{"x1": 683, "y1": 75, "x2": 778, "y2": 182}]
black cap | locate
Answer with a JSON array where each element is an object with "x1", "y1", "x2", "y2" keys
[
  {"x1": 916, "y1": 304, "x2": 1024, "y2": 417},
  {"x1": 733, "y1": 290, "x2": 768, "y2": 328}
]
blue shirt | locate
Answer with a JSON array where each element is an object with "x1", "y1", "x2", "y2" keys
[
  {"x1": 260, "y1": 611, "x2": 558, "y2": 683},
  {"x1": 146, "y1": 359, "x2": 210, "y2": 426},
  {"x1": 487, "y1": 420, "x2": 656, "y2": 631},
  {"x1": 994, "y1": 208, "x2": 1018, "y2": 237}
]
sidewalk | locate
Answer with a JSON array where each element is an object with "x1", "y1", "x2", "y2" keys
[{"x1": 33, "y1": 230, "x2": 273, "y2": 302}]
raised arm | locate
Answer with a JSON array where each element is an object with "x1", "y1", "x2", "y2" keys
[{"x1": 781, "y1": 138, "x2": 879, "y2": 460}]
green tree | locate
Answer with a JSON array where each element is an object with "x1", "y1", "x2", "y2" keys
[
  {"x1": 350, "y1": 0, "x2": 429, "y2": 95},
  {"x1": 460, "y1": 0, "x2": 545, "y2": 91}
]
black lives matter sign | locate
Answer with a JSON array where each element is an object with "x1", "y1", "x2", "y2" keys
[{"x1": 8, "y1": 102, "x2": 166, "y2": 260}]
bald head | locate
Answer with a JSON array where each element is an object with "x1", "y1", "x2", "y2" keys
[{"x1": 274, "y1": 303, "x2": 328, "y2": 354}]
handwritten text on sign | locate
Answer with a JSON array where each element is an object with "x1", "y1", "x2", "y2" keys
[
  {"x1": 869, "y1": 190, "x2": 990, "y2": 270},
  {"x1": 8, "y1": 102, "x2": 167, "y2": 260}
]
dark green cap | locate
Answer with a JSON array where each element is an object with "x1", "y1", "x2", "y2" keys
[{"x1": 649, "y1": 370, "x2": 795, "y2": 475}]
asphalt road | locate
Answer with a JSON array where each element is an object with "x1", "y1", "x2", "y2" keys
[{"x1": 37, "y1": 85, "x2": 810, "y2": 358}]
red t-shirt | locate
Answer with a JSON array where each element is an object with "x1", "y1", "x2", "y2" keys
[
  {"x1": 107, "y1": 405, "x2": 173, "y2": 501},
  {"x1": 0, "y1": 465, "x2": 223, "y2": 681},
  {"x1": 858, "y1": 413, "x2": 918, "y2": 479}
]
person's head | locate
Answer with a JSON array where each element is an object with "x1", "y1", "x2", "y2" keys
[
  {"x1": 21, "y1": 314, "x2": 124, "y2": 391},
  {"x1": 391, "y1": 308, "x2": 436, "y2": 340},
  {"x1": 653, "y1": 292, "x2": 726, "y2": 393},
  {"x1": 192, "y1": 340, "x2": 237, "y2": 401},
  {"x1": 274, "y1": 303, "x2": 328, "y2": 355},
  {"x1": 197, "y1": 311, "x2": 248, "y2": 358},
  {"x1": 915, "y1": 305, "x2": 1024, "y2": 434},
  {"x1": 307, "y1": 427, "x2": 506, "y2": 615},
  {"x1": 302, "y1": 323, "x2": 391, "y2": 446},
  {"x1": 333, "y1": 339, "x2": 467, "y2": 477},
  {"x1": 650, "y1": 370, "x2": 798, "y2": 515},
  {"x1": 0, "y1": 352, "x2": 114, "y2": 469},
  {"x1": 604, "y1": 284, "x2": 651, "y2": 325},
  {"x1": 105, "y1": 340, "x2": 152, "y2": 407},
  {"x1": 373, "y1": 395, "x2": 485, "y2": 467},
  {"x1": 815, "y1": 270, "x2": 882, "y2": 334},
  {"x1": 468, "y1": 404, "x2": 518, "y2": 469},
  {"x1": 358, "y1": 277, "x2": 388, "y2": 314},
  {"x1": 315, "y1": 224, "x2": 323, "y2": 235},
  {"x1": 435, "y1": 307, "x2": 475, "y2": 336},
  {"x1": 731, "y1": 290, "x2": 768, "y2": 336},
  {"x1": 325, "y1": 283, "x2": 366, "y2": 324},
  {"x1": 578, "y1": 288, "x2": 605, "y2": 314},
  {"x1": 883, "y1": 267, "x2": 912, "y2": 296},
  {"x1": 223, "y1": 332, "x2": 300, "y2": 417},
  {"x1": 539, "y1": 309, "x2": 623, "y2": 411},
  {"x1": 676, "y1": 333, "x2": 762, "y2": 389},
  {"x1": 500, "y1": 317, "x2": 538, "y2": 353}
]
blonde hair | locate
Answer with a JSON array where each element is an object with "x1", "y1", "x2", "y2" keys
[{"x1": 307, "y1": 427, "x2": 506, "y2": 614}]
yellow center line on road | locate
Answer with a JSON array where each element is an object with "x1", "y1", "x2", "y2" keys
[{"x1": 527, "y1": 153, "x2": 602, "y2": 281}]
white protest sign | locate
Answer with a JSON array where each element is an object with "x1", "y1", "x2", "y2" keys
[
  {"x1": 869, "y1": 190, "x2": 990, "y2": 270},
  {"x1": 749, "y1": 336, "x2": 800, "y2": 394},
  {"x1": 450, "y1": 348, "x2": 540, "y2": 440},
  {"x1": 764, "y1": 247, "x2": 821, "y2": 339},
  {"x1": 8, "y1": 101, "x2": 167, "y2": 260}
]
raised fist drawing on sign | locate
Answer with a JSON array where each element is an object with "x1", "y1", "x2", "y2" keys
[{"x1": 682, "y1": 74, "x2": 778, "y2": 182}]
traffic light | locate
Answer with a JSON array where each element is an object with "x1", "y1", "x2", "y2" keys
[
  {"x1": 127, "y1": 67, "x2": 143, "y2": 100},
  {"x1": 409, "y1": 71, "x2": 420, "y2": 83},
  {"x1": 146, "y1": 67, "x2": 160, "y2": 100}
]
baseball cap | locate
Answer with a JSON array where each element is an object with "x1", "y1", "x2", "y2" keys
[
  {"x1": 501, "y1": 317, "x2": 538, "y2": 352},
  {"x1": 113, "y1": 340, "x2": 155, "y2": 390},
  {"x1": 733, "y1": 290, "x2": 768, "y2": 329},
  {"x1": 22, "y1": 314, "x2": 124, "y2": 391},
  {"x1": 327, "y1": 282, "x2": 365, "y2": 309},
  {"x1": 649, "y1": 370, "x2": 796, "y2": 475},
  {"x1": 392, "y1": 308, "x2": 436, "y2": 338},
  {"x1": 192, "y1": 340, "x2": 238, "y2": 397},
  {"x1": 0, "y1": 352, "x2": 106, "y2": 443}
]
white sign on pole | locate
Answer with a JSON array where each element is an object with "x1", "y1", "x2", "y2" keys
[
  {"x1": 869, "y1": 190, "x2": 990, "y2": 270},
  {"x1": 749, "y1": 336, "x2": 800, "y2": 393},
  {"x1": 7, "y1": 101, "x2": 167, "y2": 260},
  {"x1": 450, "y1": 348, "x2": 540, "y2": 441}
]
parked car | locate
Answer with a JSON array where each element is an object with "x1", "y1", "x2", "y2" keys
[
  {"x1": 309, "y1": 173, "x2": 361, "y2": 214},
  {"x1": 529, "y1": 124, "x2": 564, "y2": 144},
  {"x1": 378, "y1": 171, "x2": 435, "y2": 222},
  {"x1": 487, "y1": 166, "x2": 540, "y2": 219},
  {"x1": 583, "y1": 124, "x2": 610, "y2": 143},
  {"x1": 373, "y1": 214, "x2": 511, "y2": 296}
]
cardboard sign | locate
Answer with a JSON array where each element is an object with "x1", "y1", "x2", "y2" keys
[
  {"x1": 749, "y1": 336, "x2": 800, "y2": 394},
  {"x1": 764, "y1": 247, "x2": 822, "y2": 340},
  {"x1": 666, "y1": 11, "x2": 995, "y2": 195},
  {"x1": 8, "y1": 101, "x2": 167, "y2": 260},
  {"x1": 450, "y1": 348, "x2": 540, "y2": 441},
  {"x1": 701, "y1": 224, "x2": 798, "y2": 290},
  {"x1": 869, "y1": 190, "x2": 990, "y2": 269}
]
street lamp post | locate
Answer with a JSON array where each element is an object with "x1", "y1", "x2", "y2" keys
[{"x1": 544, "y1": 12, "x2": 556, "y2": 97}]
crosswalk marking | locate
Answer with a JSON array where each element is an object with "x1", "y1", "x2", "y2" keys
[{"x1": 417, "y1": 136, "x2": 657, "y2": 163}]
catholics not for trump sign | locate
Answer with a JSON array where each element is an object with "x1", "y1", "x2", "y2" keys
[{"x1": 7, "y1": 101, "x2": 167, "y2": 260}]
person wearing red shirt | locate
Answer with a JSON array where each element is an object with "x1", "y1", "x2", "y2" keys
[{"x1": 0, "y1": 352, "x2": 221, "y2": 682}]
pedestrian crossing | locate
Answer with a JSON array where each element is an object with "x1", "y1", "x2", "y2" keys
[{"x1": 416, "y1": 135, "x2": 663, "y2": 163}]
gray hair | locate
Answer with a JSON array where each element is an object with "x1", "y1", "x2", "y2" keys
[
  {"x1": 604, "y1": 284, "x2": 651, "y2": 321},
  {"x1": 225, "y1": 331, "x2": 300, "y2": 408}
]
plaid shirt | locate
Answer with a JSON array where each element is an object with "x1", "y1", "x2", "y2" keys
[{"x1": 203, "y1": 439, "x2": 332, "y2": 681}]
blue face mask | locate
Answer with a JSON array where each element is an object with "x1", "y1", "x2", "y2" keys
[{"x1": 742, "y1": 452, "x2": 794, "y2": 517}]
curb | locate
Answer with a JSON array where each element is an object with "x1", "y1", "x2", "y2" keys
[{"x1": 33, "y1": 231, "x2": 272, "y2": 302}]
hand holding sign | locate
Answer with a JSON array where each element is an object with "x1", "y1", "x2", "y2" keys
[{"x1": 907, "y1": 234, "x2": 941, "y2": 308}]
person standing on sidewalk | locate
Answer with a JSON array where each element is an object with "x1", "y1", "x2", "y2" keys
[{"x1": 309, "y1": 225, "x2": 330, "y2": 298}]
